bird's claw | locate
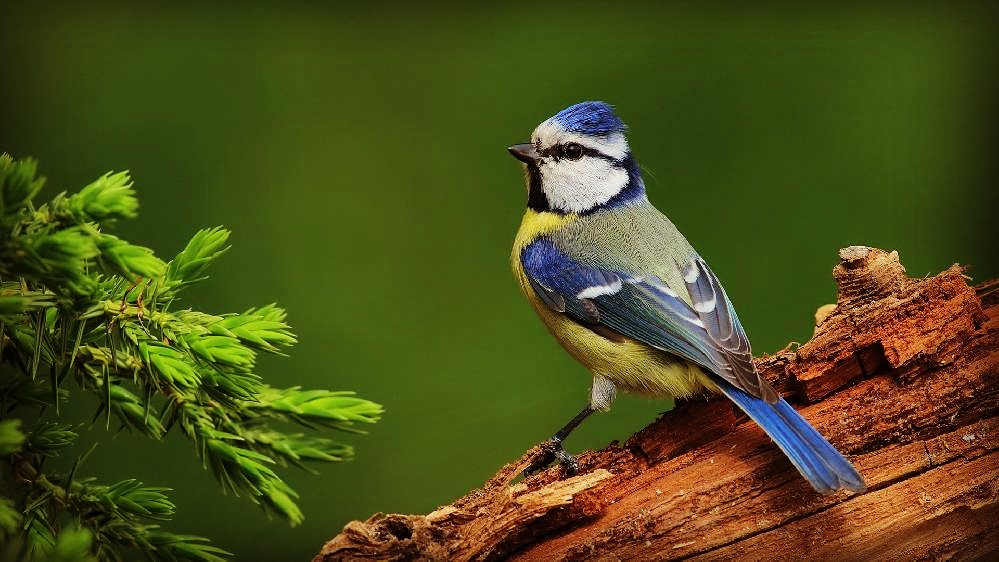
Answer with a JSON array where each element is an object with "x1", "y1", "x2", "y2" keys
[{"x1": 522, "y1": 438, "x2": 579, "y2": 478}]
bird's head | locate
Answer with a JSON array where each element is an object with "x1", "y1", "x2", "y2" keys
[{"x1": 508, "y1": 101, "x2": 644, "y2": 214}]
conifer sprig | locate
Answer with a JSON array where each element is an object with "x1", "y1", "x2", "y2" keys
[{"x1": 0, "y1": 154, "x2": 383, "y2": 561}]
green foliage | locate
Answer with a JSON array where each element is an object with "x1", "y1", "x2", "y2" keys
[
  {"x1": 0, "y1": 154, "x2": 383, "y2": 561},
  {"x1": 67, "y1": 172, "x2": 139, "y2": 223},
  {"x1": 0, "y1": 420, "x2": 26, "y2": 456}
]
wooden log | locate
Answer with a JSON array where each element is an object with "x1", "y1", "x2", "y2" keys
[{"x1": 315, "y1": 247, "x2": 999, "y2": 561}]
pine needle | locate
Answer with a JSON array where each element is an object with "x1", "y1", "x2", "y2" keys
[{"x1": 0, "y1": 154, "x2": 383, "y2": 561}]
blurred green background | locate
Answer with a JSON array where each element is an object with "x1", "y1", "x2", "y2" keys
[{"x1": 2, "y1": 2, "x2": 996, "y2": 560}]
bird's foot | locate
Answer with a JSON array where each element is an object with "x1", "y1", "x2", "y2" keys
[{"x1": 522, "y1": 438, "x2": 579, "y2": 478}]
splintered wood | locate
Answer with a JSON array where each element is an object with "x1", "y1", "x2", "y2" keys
[{"x1": 315, "y1": 247, "x2": 999, "y2": 561}]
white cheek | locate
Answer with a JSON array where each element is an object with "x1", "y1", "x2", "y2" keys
[{"x1": 540, "y1": 158, "x2": 629, "y2": 213}]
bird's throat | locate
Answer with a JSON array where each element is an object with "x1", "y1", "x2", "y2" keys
[{"x1": 526, "y1": 164, "x2": 550, "y2": 212}]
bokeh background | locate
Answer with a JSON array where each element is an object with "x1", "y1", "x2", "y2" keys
[{"x1": 2, "y1": 2, "x2": 997, "y2": 560}]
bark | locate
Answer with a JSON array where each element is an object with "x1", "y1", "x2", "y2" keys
[{"x1": 315, "y1": 247, "x2": 999, "y2": 561}]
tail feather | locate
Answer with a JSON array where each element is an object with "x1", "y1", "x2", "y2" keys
[{"x1": 714, "y1": 378, "x2": 866, "y2": 494}]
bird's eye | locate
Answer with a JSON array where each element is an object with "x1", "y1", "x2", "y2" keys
[{"x1": 561, "y1": 143, "x2": 584, "y2": 161}]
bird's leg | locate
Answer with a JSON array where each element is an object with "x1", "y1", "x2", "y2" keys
[
  {"x1": 522, "y1": 376, "x2": 617, "y2": 478},
  {"x1": 522, "y1": 405, "x2": 594, "y2": 477}
]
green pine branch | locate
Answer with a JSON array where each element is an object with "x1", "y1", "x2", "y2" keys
[{"x1": 0, "y1": 154, "x2": 383, "y2": 561}]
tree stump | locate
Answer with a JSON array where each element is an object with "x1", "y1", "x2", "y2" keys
[{"x1": 315, "y1": 247, "x2": 999, "y2": 561}]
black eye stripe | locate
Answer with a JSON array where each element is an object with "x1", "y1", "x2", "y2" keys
[
  {"x1": 577, "y1": 145, "x2": 617, "y2": 162},
  {"x1": 539, "y1": 143, "x2": 620, "y2": 163}
]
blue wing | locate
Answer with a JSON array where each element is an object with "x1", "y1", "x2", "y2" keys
[{"x1": 522, "y1": 238, "x2": 777, "y2": 402}]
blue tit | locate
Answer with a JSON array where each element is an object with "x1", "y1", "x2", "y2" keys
[{"x1": 507, "y1": 101, "x2": 864, "y2": 494}]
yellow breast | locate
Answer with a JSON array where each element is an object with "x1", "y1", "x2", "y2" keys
[{"x1": 511, "y1": 210, "x2": 711, "y2": 399}]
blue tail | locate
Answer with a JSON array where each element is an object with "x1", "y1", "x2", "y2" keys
[{"x1": 714, "y1": 378, "x2": 865, "y2": 494}]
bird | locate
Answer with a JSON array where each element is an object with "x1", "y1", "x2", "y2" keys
[{"x1": 506, "y1": 101, "x2": 865, "y2": 494}]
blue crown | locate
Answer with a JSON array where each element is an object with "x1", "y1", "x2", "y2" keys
[{"x1": 552, "y1": 101, "x2": 626, "y2": 136}]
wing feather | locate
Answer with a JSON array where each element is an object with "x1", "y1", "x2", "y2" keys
[{"x1": 523, "y1": 239, "x2": 776, "y2": 402}]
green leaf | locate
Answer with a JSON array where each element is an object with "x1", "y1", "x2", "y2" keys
[
  {"x1": 198, "y1": 368, "x2": 263, "y2": 403},
  {"x1": 185, "y1": 335, "x2": 256, "y2": 370},
  {"x1": 244, "y1": 303, "x2": 287, "y2": 323},
  {"x1": 96, "y1": 234, "x2": 166, "y2": 280},
  {"x1": 67, "y1": 170, "x2": 138, "y2": 223},
  {"x1": 0, "y1": 291, "x2": 54, "y2": 322},
  {"x1": 0, "y1": 419, "x2": 26, "y2": 456},
  {"x1": 262, "y1": 483, "x2": 303, "y2": 527},
  {"x1": 23, "y1": 511, "x2": 57, "y2": 559},
  {"x1": 165, "y1": 227, "x2": 231, "y2": 289},
  {"x1": 108, "y1": 385, "x2": 165, "y2": 439},
  {"x1": 141, "y1": 342, "x2": 200, "y2": 388},
  {"x1": 146, "y1": 532, "x2": 232, "y2": 562},
  {"x1": 244, "y1": 429, "x2": 355, "y2": 468},
  {"x1": 212, "y1": 309, "x2": 297, "y2": 353},
  {"x1": 21, "y1": 226, "x2": 100, "y2": 294},
  {"x1": 103, "y1": 479, "x2": 176, "y2": 520},
  {"x1": 259, "y1": 386, "x2": 383, "y2": 431},
  {"x1": 0, "y1": 153, "x2": 45, "y2": 221},
  {"x1": 27, "y1": 421, "x2": 78, "y2": 455},
  {"x1": 0, "y1": 497, "x2": 19, "y2": 536},
  {"x1": 44, "y1": 524, "x2": 96, "y2": 562}
]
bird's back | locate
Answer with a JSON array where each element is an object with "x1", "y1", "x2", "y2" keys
[{"x1": 548, "y1": 199, "x2": 699, "y2": 307}]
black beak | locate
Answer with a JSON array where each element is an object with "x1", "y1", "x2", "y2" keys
[{"x1": 507, "y1": 143, "x2": 539, "y2": 164}]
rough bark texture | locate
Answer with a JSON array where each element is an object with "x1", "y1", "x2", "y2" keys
[{"x1": 316, "y1": 247, "x2": 999, "y2": 561}]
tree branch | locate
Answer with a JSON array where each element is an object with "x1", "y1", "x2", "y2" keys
[{"x1": 315, "y1": 247, "x2": 999, "y2": 561}]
